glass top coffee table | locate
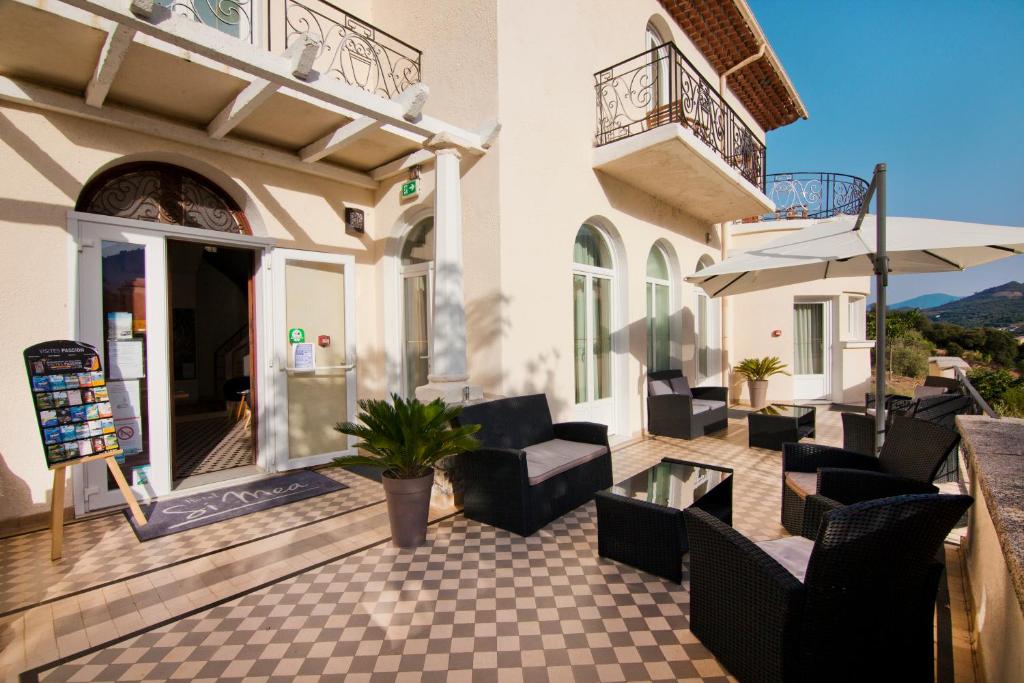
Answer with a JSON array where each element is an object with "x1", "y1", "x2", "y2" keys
[
  {"x1": 747, "y1": 403, "x2": 816, "y2": 451},
  {"x1": 595, "y1": 458, "x2": 733, "y2": 583}
]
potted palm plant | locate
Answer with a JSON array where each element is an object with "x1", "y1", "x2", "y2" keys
[
  {"x1": 333, "y1": 395, "x2": 480, "y2": 548},
  {"x1": 734, "y1": 356, "x2": 789, "y2": 409}
]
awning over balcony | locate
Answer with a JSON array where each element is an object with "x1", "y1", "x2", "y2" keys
[
  {"x1": 0, "y1": 0, "x2": 496, "y2": 188},
  {"x1": 594, "y1": 124, "x2": 773, "y2": 224}
]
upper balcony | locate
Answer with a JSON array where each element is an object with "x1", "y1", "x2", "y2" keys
[
  {"x1": 0, "y1": 1, "x2": 490, "y2": 189},
  {"x1": 592, "y1": 42, "x2": 773, "y2": 224},
  {"x1": 746, "y1": 172, "x2": 870, "y2": 223},
  {"x1": 171, "y1": 0, "x2": 422, "y2": 99}
]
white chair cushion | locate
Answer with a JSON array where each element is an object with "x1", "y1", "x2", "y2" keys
[
  {"x1": 784, "y1": 471, "x2": 818, "y2": 498},
  {"x1": 755, "y1": 536, "x2": 815, "y2": 583},
  {"x1": 522, "y1": 439, "x2": 607, "y2": 486}
]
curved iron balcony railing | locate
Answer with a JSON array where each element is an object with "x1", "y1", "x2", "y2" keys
[
  {"x1": 163, "y1": 1, "x2": 423, "y2": 98},
  {"x1": 594, "y1": 41, "x2": 766, "y2": 191},
  {"x1": 759, "y1": 172, "x2": 869, "y2": 221}
]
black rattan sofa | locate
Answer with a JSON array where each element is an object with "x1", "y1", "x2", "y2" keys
[
  {"x1": 781, "y1": 415, "x2": 960, "y2": 535},
  {"x1": 451, "y1": 394, "x2": 612, "y2": 536},
  {"x1": 684, "y1": 492, "x2": 973, "y2": 683},
  {"x1": 646, "y1": 370, "x2": 728, "y2": 439}
]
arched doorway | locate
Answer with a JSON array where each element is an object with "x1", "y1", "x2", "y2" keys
[
  {"x1": 75, "y1": 162, "x2": 259, "y2": 507},
  {"x1": 399, "y1": 217, "x2": 434, "y2": 398},
  {"x1": 72, "y1": 162, "x2": 357, "y2": 513},
  {"x1": 572, "y1": 224, "x2": 616, "y2": 427}
]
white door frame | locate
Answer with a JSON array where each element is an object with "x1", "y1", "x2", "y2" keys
[
  {"x1": 69, "y1": 211, "x2": 274, "y2": 513},
  {"x1": 792, "y1": 298, "x2": 833, "y2": 402},
  {"x1": 694, "y1": 288, "x2": 721, "y2": 386},
  {"x1": 400, "y1": 261, "x2": 434, "y2": 399},
  {"x1": 572, "y1": 262, "x2": 616, "y2": 430},
  {"x1": 270, "y1": 248, "x2": 358, "y2": 470}
]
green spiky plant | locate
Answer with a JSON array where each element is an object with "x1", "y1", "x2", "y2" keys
[
  {"x1": 333, "y1": 394, "x2": 481, "y2": 479},
  {"x1": 733, "y1": 356, "x2": 790, "y2": 381}
]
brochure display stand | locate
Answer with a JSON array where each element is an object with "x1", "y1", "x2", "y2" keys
[{"x1": 24, "y1": 340, "x2": 148, "y2": 559}]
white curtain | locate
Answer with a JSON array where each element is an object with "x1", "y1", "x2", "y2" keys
[{"x1": 794, "y1": 303, "x2": 824, "y2": 375}]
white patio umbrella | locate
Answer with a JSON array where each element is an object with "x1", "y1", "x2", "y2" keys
[
  {"x1": 686, "y1": 164, "x2": 1024, "y2": 446},
  {"x1": 686, "y1": 214, "x2": 1024, "y2": 298}
]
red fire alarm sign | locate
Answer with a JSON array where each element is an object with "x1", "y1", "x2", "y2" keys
[
  {"x1": 317, "y1": 335, "x2": 331, "y2": 347},
  {"x1": 771, "y1": 329, "x2": 782, "y2": 337}
]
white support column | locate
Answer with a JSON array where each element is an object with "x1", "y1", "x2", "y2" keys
[{"x1": 415, "y1": 137, "x2": 482, "y2": 404}]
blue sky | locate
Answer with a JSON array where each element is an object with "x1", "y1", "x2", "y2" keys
[{"x1": 751, "y1": 0, "x2": 1024, "y2": 304}]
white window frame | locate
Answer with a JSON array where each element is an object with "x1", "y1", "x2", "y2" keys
[
  {"x1": 645, "y1": 246, "x2": 672, "y2": 372},
  {"x1": 847, "y1": 295, "x2": 866, "y2": 340}
]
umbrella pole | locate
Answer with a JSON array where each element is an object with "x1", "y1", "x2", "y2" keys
[{"x1": 874, "y1": 163, "x2": 888, "y2": 450}]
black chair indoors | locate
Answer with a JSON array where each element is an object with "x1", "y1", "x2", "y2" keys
[
  {"x1": 781, "y1": 415, "x2": 960, "y2": 535},
  {"x1": 684, "y1": 493, "x2": 973, "y2": 683},
  {"x1": 450, "y1": 394, "x2": 612, "y2": 536},
  {"x1": 646, "y1": 370, "x2": 728, "y2": 440}
]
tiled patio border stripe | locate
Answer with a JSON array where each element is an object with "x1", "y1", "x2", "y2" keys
[
  {"x1": 17, "y1": 509, "x2": 464, "y2": 683},
  {"x1": 0, "y1": 508, "x2": 124, "y2": 542},
  {"x1": 0, "y1": 497, "x2": 386, "y2": 620}
]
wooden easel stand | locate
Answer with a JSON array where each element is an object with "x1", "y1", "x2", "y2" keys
[{"x1": 50, "y1": 454, "x2": 148, "y2": 560}]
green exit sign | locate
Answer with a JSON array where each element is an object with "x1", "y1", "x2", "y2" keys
[{"x1": 400, "y1": 179, "x2": 419, "y2": 199}]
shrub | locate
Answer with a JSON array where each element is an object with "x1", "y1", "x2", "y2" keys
[
  {"x1": 888, "y1": 330, "x2": 931, "y2": 378},
  {"x1": 967, "y1": 367, "x2": 1020, "y2": 406},
  {"x1": 995, "y1": 386, "x2": 1024, "y2": 418}
]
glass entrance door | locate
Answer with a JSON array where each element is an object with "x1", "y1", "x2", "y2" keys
[
  {"x1": 793, "y1": 301, "x2": 830, "y2": 400},
  {"x1": 76, "y1": 219, "x2": 171, "y2": 512},
  {"x1": 272, "y1": 249, "x2": 357, "y2": 469}
]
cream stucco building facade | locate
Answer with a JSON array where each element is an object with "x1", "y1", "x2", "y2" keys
[{"x1": 0, "y1": 0, "x2": 872, "y2": 528}]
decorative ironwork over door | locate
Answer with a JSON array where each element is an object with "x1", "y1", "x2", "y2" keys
[{"x1": 77, "y1": 163, "x2": 251, "y2": 234}]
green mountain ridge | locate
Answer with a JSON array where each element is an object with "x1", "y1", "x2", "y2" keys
[
  {"x1": 890, "y1": 292, "x2": 960, "y2": 310},
  {"x1": 924, "y1": 281, "x2": 1024, "y2": 328}
]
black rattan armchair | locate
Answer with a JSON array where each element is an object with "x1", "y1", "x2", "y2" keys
[
  {"x1": 684, "y1": 493, "x2": 973, "y2": 683},
  {"x1": 450, "y1": 394, "x2": 612, "y2": 536},
  {"x1": 781, "y1": 415, "x2": 959, "y2": 535},
  {"x1": 646, "y1": 370, "x2": 728, "y2": 439}
]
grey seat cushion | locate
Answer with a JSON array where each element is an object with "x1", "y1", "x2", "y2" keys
[
  {"x1": 648, "y1": 378, "x2": 674, "y2": 396},
  {"x1": 669, "y1": 376, "x2": 691, "y2": 396},
  {"x1": 755, "y1": 536, "x2": 815, "y2": 582},
  {"x1": 522, "y1": 439, "x2": 608, "y2": 486},
  {"x1": 785, "y1": 471, "x2": 818, "y2": 498},
  {"x1": 691, "y1": 398, "x2": 726, "y2": 415}
]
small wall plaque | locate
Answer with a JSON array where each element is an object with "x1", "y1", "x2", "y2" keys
[{"x1": 345, "y1": 208, "x2": 365, "y2": 234}]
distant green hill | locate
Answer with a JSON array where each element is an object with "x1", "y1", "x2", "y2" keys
[
  {"x1": 891, "y1": 293, "x2": 960, "y2": 310},
  {"x1": 925, "y1": 281, "x2": 1024, "y2": 328}
]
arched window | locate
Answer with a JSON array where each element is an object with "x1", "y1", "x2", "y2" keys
[
  {"x1": 646, "y1": 245, "x2": 671, "y2": 371},
  {"x1": 695, "y1": 255, "x2": 717, "y2": 383},
  {"x1": 573, "y1": 225, "x2": 614, "y2": 408},
  {"x1": 400, "y1": 217, "x2": 434, "y2": 397},
  {"x1": 77, "y1": 162, "x2": 249, "y2": 234}
]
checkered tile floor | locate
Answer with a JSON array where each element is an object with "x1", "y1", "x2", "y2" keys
[
  {"x1": 0, "y1": 468, "x2": 385, "y2": 617},
  {"x1": 173, "y1": 417, "x2": 254, "y2": 480},
  {"x1": 29, "y1": 416, "x2": 839, "y2": 682}
]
